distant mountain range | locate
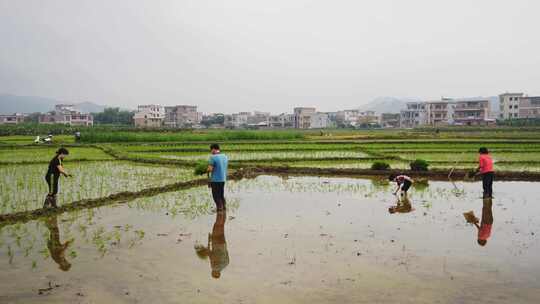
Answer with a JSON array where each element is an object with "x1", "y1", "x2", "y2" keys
[
  {"x1": 1, "y1": 93, "x2": 501, "y2": 117},
  {"x1": 359, "y1": 97, "x2": 420, "y2": 114},
  {"x1": 0, "y1": 94, "x2": 106, "y2": 114}
]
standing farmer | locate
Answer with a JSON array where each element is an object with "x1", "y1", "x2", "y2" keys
[
  {"x1": 44, "y1": 148, "x2": 71, "y2": 208},
  {"x1": 208, "y1": 144, "x2": 228, "y2": 211},
  {"x1": 476, "y1": 147, "x2": 494, "y2": 198}
]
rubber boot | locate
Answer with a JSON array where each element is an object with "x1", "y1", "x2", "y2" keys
[
  {"x1": 43, "y1": 195, "x2": 51, "y2": 208},
  {"x1": 50, "y1": 195, "x2": 58, "y2": 208}
]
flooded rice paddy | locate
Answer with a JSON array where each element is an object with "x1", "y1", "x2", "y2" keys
[
  {"x1": 0, "y1": 161, "x2": 195, "y2": 214},
  {"x1": 1, "y1": 175, "x2": 539, "y2": 303}
]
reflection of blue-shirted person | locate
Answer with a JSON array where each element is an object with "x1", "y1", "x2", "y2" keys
[{"x1": 207, "y1": 144, "x2": 228, "y2": 211}]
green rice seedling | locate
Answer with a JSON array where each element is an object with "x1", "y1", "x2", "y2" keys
[
  {"x1": 410, "y1": 159, "x2": 429, "y2": 171},
  {"x1": 194, "y1": 161, "x2": 208, "y2": 175},
  {"x1": 371, "y1": 162, "x2": 391, "y2": 170}
]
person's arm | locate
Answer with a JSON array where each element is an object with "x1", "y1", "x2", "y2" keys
[
  {"x1": 393, "y1": 183, "x2": 400, "y2": 195},
  {"x1": 207, "y1": 157, "x2": 214, "y2": 179},
  {"x1": 475, "y1": 157, "x2": 483, "y2": 176},
  {"x1": 57, "y1": 164, "x2": 71, "y2": 177}
]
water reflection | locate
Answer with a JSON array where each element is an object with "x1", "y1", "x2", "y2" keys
[
  {"x1": 464, "y1": 198, "x2": 494, "y2": 247},
  {"x1": 43, "y1": 215, "x2": 73, "y2": 271},
  {"x1": 195, "y1": 210, "x2": 229, "y2": 279},
  {"x1": 477, "y1": 198, "x2": 494, "y2": 246},
  {"x1": 388, "y1": 195, "x2": 414, "y2": 214}
]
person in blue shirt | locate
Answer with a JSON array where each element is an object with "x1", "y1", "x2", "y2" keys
[{"x1": 207, "y1": 144, "x2": 228, "y2": 211}]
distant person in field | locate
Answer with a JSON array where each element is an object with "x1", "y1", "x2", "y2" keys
[
  {"x1": 194, "y1": 210, "x2": 229, "y2": 278},
  {"x1": 464, "y1": 198, "x2": 493, "y2": 247},
  {"x1": 389, "y1": 174, "x2": 414, "y2": 198},
  {"x1": 207, "y1": 144, "x2": 228, "y2": 211},
  {"x1": 476, "y1": 147, "x2": 494, "y2": 198},
  {"x1": 44, "y1": 148, "x2": 71, "y2": 208}
]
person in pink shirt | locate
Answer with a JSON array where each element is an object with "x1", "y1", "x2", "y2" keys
[
  {"x1": 476, "y1": 147, "x2": 494, "y2": 198},
  {"x1": 388, "y1": 174, "x2": 414, "y2": 198}
]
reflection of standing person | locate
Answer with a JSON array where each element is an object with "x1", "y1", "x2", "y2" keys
[
  {"x1": 194, "y1": 211, "x2": 229, "y2": 279},
  {"x1": 207, "y1": 144, "x2": 228, "y2": 211},
  {"x1": 476, "y1": 198, "x2": 494, "y2": 246},
  {"x1": 44, "y1": 215, "x2": 73, "y2": 271},
  {"x1": 464, "y1": 198, "x2": 494, "y2": 247},
  {"x1": 44, "y1": 148, "x2": 71, "y2": 208},
  {"x1": 476, "y1": 147, "x2": 494, "y2": 198}
]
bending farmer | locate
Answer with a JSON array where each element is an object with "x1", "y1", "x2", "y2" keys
[{"x1": 44, "y1": 148, "x2": 71, "y2": 208}]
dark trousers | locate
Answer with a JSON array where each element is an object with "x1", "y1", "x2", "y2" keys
[
  {"x1": 46, "y1": 175, "x2": 60, "y2": 195},
  {"x1": 482, "y1": 172, "x2": 494, "y2": 198},
  {"x1": 401, "y1": 180, "x2": 412, "y2": 192},
  {"x1": 210, "y1": 182, "x2": 226, "y2": 210}
]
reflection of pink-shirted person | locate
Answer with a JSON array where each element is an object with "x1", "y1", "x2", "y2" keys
[{"x1": 474, "y1": 198, "x2": 493, "y2": 246}]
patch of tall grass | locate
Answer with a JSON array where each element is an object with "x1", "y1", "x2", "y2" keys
[{"x1": 80, "y1": 130, "x2": 304, "y2": 143}]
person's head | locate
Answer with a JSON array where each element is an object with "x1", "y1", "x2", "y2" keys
[
  {"x1": 477, "y1": 239, "x2": 487, "y2": 246},
  {"x1": 211, "y1": 270, "x2": 221, "y2": 279},
  {"x1": 59, "y1": 260, "x2": 72, "y2": 271},
  {"x1": 56, "y1": 147, "x2": 69, "y2": 159},
  {"x1": 479, "y1": 147, "x2": 489, "y2": 154},
  {"x1": 210, "y1": 143, "x2": 220, "y2": 154},
  {"x1": 388, "y1": 174, "x2": 397, "y2": 181}
]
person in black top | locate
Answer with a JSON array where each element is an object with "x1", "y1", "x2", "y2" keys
[{"x1": 44, "y1": 148, "x2": 71, "y2": 208}]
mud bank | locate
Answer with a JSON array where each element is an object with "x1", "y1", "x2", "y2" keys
[
  {"x1": 244, "y1": 166, "x2": 540, "y2": 181},
  {"x1": 0, "y1": 169, "x2": 253, "y2": 225}
]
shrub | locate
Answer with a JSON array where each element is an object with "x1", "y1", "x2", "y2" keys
[
  {"x1": 410, "y1": 159, "x2": 429, "y2": 171},
  {"x1": 371, "y1": 161, "x2": 391, "y2": 170},
  {"x1": 194, "y1": 161, "x2": 208, "y2": 175}
]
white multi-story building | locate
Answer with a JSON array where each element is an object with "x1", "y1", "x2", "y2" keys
[
  {"x1": 310, "y1": 112, "x2": 330, "y2": 129},
  {"x1": 518, "y1": 96, "x2": 540, "y2": 119},
  {"x1": 164, "y1": 105, "x2": 200, "y2": 128},
  {"x1": 293, "y1": 107, "x2": 316, "y2": 129},
  {"x1": 224, "y1": 112, "x2": 250, "y2": 128},
  {"x1": 400, "y1": 102, "x2": 427, "y2": 128},
  {"x1": 134, "y1": 105, "x2": 165, "y2": 128},
  {"x1": 0, "y1": 113, "x2": 25, "y2": 125},
  {"x1": 357, "y1": 111, "x2": 379, "y2": 126},
  {"x1": 39, "y1": 104, "x2": 93, "y2": 126},
  {"x1": 499, "y1": 93, "x2": 523, "y2": 120},
  {"x1": 499, "y1": 92, "x2": 540, "y2": 120},
  {"x1": 425, "y1": 100, "x2": 452, "y2": 126},
  {"x1": 453, "y1": 99, "x2": 491, "y2": 125},
  {"x1": 269, "y1": 113, "x2": 294, "y2": 128},
  {"x1": 248, "y1": 111, "x2": 270, "y2": 126},
  {"x1": 336, "y1": 109, "x2": 360, "y2": 126}
]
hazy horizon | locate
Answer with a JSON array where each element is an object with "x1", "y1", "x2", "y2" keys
[{"x1": 1, "y1": 0, "x2": 539, "y2": 113}]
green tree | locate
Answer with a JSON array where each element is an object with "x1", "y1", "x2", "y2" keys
[{"x1": 92, "y1": 108, "x2": 134, "y2": 125}]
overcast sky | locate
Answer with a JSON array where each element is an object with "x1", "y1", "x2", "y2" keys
[{"x1": 1, "y1": 0, "x2": 539, "y2": 113}]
